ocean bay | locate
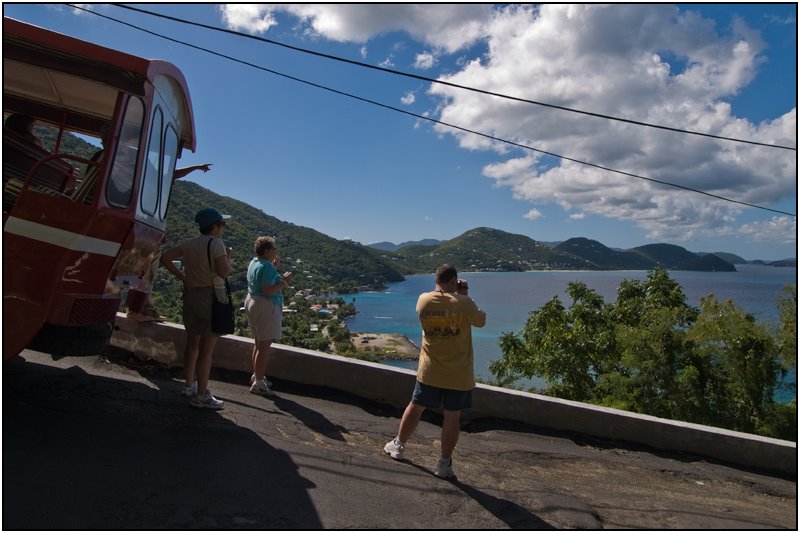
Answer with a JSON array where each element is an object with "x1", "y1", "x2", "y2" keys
[{"x1": 342, "y1": 265, "x2": 797, "y2": 398}]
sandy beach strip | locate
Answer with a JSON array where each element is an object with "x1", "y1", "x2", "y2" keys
[{"x1": 350, "y1": 332, "x2": 419, "y2": 360}]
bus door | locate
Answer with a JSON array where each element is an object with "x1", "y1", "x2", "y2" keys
[{"x1": 110, "y1": 74, "x2": 184, "y2": 311}]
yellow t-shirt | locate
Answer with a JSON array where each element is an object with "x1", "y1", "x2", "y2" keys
[{"x1": 415, "y1": 290, "x2": 486, "y2": 391}]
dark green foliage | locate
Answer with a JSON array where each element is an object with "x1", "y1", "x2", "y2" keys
[
  {"x1": 153, "y1": 180, "x2": 409, "y2": 326},
  {"x1": 687, "y1": 295, "x2": 784, "y2": 435},
  {"x1": 776, "y1": 285, "x2": 797, "y2": 370},
  {"x1": 491, "y1": 268, "x2": 797, "y2": 440}
]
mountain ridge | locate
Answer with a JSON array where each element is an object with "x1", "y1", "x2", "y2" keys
[
  {"x1": 367, "y1": 236, "x2": 793, "y2": 268},
  {"x1": 162, "y1": 182, "x2": 793, "y2": 291}
]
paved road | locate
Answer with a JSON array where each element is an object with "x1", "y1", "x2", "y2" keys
[{"x1": 3, "y1": 349, "x2": 796, "y2": 529}]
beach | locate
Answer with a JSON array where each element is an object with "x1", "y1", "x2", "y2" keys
[{"x1": 350, "y1": 332, "x2": 419, "y2": 360}]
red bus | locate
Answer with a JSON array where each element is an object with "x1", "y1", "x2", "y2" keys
[{"x1": 3, "y1": 17, "x2": 196, "y2": 359}]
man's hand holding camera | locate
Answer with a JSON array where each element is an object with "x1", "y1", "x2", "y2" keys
[{"x1": 456, "y1": 279, "x2": 469, "y2": 295}]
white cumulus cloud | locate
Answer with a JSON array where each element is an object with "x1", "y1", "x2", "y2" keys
[
  {"x1": 524, "y1": 209, "x2": 543, "y2": 220},
  {"x1": 426, "y1": 4, "x2": 796, "y2": 241},
  {"x1": 414, "y1": 51, "x2": 437, "y2": 69},
  {"x1": 217, "y1": 4, "x2": 796, "y2": 245},
  {"x1": 219, "y1": 4, "x2": 278, "y2": 33},
  {"x1": 738, "y1": 216, "x2": 797, "y2": 244},
  {"x1": 218, "y1": 4, "x2": 492, "y2": 52},
  {"x1": 401, "y1": 91, "x2": 416, "y2": 105}
]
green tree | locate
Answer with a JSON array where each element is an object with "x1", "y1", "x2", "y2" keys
[
  {"x1": 601, "y1": 268, "x2": 701, "y2": 419},
  {"x1": 490, "y1": 268, "x2": 796, "y2": 440},
  {"x1": 688, "y1": 295, "x2": 786, "y2": 436},
  {"x1": 327, "y1": 318, "x2": 355, "y2": 355},
  {"x1": 491, "y1": 281, "x2": 616, "y2": 401},
  {"x1": 776, "y1": 285, "x2": 797, "y2": 370}
]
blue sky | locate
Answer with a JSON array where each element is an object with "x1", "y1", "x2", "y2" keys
[{"x1": 7, "y1": 4, "x2": 797, "y2": 260}]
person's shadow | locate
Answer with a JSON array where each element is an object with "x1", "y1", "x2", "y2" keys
[
  {"x1": 3, "y1": 354, "x2": 322, "y2": 530},
  {"x1": 407, "y1": 462, "x2": 554, "y2": 529},
  {"x1": 271, "y1": 393, "x2": 349, "y2": 442}
]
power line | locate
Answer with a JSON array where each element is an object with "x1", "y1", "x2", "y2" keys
[
  {"x1": 67, "y1": 5, "x2": 796, "y2": 218},
  {"x1": 114, "y1": 3, "x2": 797, "y2": 152}
]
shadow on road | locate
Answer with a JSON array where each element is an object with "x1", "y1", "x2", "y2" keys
[
  {"x1": 272, "y1": 394, "x2": 349, "y2": 442},
  {"x1": 406, "y1": 462, "x2": 554, "y2": 529},
  {"x1": 3, "y1": 356, "x2": 321, "y2": 530}
]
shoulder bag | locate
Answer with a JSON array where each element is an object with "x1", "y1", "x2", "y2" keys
[{"x1": 207, "y1": 238, "x2": 235, "y2": 335}]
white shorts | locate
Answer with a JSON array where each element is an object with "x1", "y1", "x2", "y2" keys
[{"x1": 245, "y1": 293, "x2": 282, "y2": 341}]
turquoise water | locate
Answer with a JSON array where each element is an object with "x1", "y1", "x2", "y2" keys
[{"x1": 342, "y1": 265, "x2": 797, "y2": 401}]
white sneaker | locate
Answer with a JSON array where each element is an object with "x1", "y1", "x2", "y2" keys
[
  {"x1": 181, "y1": 382, "x2": 197, "y2": 397},
  {"x1": 383, "y1": 438, "x2": 405, "y2": 460},
  {"x1": 250, "y1": 374, "x2": 272, "y2": 387},
  {"x1": 191, "y1": 391, "x2": 224, "y2": 410},
  {"x1": 250, "y1": 379, "x2": 275, "y2": 396},
  {"x1": 434, "y1": 458, "x2": 454, "y2": 478}
]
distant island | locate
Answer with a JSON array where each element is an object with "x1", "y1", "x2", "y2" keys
[
  {"x1": 368, "y1": 239, "x2": 444, "y2": 252},
  {"x1": 366, "y1": 230, "x2": 794, "y2": 274},
  {"x1": 369, "y1": 234, "x2": 796, "y2": 272}
]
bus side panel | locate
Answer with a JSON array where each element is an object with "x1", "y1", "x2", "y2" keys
[{"x1": 3, "y1": 196, "x2": 131, "y2": 358}]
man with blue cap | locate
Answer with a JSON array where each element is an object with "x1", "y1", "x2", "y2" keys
[{"x1": 161, "y1": 207, "x2": 232, "y2": 409}]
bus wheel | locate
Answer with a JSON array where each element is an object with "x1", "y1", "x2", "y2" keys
[{"x1": 29, "y1": 323, "x2": 113, "y2": 357}]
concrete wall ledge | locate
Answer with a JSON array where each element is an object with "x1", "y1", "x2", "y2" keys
[{"x1": 111, "y1": 314, "x2": 796, "y2": 476}]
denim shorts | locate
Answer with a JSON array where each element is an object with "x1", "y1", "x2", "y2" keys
[{"x1": 412, "y1": 381, "x2": 473, "y2": 411}]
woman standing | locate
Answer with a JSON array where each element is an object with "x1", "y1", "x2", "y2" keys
[
  {"x1": 245, "y1": 236, "x2": 292, "y2": 396},
  {"x1": 160, "y1": 207, "x2": 231, "y2": 409}
]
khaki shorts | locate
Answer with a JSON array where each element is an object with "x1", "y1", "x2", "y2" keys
[
  {"x1": 245, "y1": 293, "x2": 282, "y2": 341},
  {"x1": 182, "y1": 287, "x2": 217, "y2": 337}
]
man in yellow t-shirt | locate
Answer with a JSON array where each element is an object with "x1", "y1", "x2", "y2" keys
[{"x1": 384, "y1": 264, "x2": 486, "y2": 478}]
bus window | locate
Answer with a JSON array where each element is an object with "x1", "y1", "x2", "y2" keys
[
  {"x1": 159, "y1": 125, "x2": 179, "y2": 221},
  {"x1": 107, "y1": 97, "x2": 144, "y2": 207},
  {"x1": 140, "y1": 108, "x2": 163, "y2": 216}
]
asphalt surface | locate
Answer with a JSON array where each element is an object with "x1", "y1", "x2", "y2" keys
[{"x1": 3, "y1": 348, "x2": 796, "y2": 530}]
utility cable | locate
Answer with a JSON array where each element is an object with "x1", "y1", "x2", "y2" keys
[
  {"x1": 68, "y1": 5, "x2": 796, "y2": 217},
  {"x1": 113, "y1": 3, "x2": 797, "y2": 152}
]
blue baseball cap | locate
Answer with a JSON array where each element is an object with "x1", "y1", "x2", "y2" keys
[{"x1": 195, "y1": 207, "x2": 230, "y2": 228}]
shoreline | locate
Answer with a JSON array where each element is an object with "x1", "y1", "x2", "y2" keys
[{"x1": 350, "y1": 332, "x2": 419, "y2": 360}]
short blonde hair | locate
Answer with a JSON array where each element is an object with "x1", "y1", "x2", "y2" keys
[{"x1": 254, "y1": 236, "x2": 276, "y2": 257}]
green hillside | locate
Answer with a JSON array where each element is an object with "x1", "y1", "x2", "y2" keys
[
  {"x1": 632, "y1": 243, "x2": 736, "y2": 272},
  {"x1": 556, "y1": 237, "x2": 657, "y2": 270},
  {"x1": 152, "y1": 181, "x2": 410, "y2": 321},
  {"x1": 162, "y1": 180, "x2": 408, "y2": 292},
  {"x1": 394, "y1": 227, "x2": 595, "y2": 272},
  {"x1": 33, "y1": 122, "x2": 99, "y2": 173},
  {"x1": 709, "y1": 252, "x2": 748, "y2": 265}
]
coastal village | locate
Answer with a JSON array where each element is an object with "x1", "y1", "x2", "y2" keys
[{"x1": 279, "y1": 288, "x2": 419, "y2": 362}]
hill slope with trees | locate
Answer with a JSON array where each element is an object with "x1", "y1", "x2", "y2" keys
[
  {"x1": 555, "y1": 237, "x2": 658, "y2": 270},
  {"x1": 152, "y1": 181, "x2": 410, "y2": 322},
  {"x1": 394, "y1": 227, "x2": 596, "y2": 271}
]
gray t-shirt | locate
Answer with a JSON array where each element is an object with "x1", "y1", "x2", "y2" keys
[{"x1": 179, "y1": 235, "x2": 226, "y2": 289}]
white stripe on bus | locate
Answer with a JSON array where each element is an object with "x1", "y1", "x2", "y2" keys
[{"x1": 4, "y1": 217, "x2": 121, "y2": 257}]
